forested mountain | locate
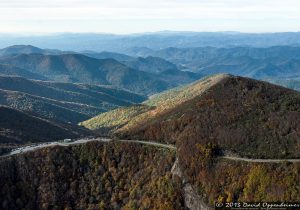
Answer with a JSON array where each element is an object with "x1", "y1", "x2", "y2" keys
[
  {"x1": 81, "y1": 74, "x2": 228, "y2": 134},
  {"x1": 0, "y1": 141, "x2": 183, "y2": 209},
  {"x1": 80, "y1": 74, "x2": 300, "y2": 207},
  {"x1": 83, "y1": 74, "x2": 300, "y2": 159}
]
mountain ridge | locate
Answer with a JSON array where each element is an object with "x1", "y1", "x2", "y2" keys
[{"x1": 82, "y1": 74, "x2": 300, "y2": 159}]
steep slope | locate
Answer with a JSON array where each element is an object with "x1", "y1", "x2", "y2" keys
[
  {"x1": 81, "y1": 74, "x2": 226, "y2": 134},
  {"x1": 80, "y1": 105, "x2": 154, "y2": 135},
  {"x1": 0, "y1": 76, "x2": 145, "y2": 123},
  {"x1": 83, "y1": 74, "x2": 300, "y2": 159},
  {"x1": 81, "y1": 75, "x2": 300, "y2": 206},
  {"x1": 0, "y1": 54, "x2": 171, "y2": 95},
  {"x1": 0, "y1": 141, "x2": 183, "y2": 210},
  {"x1": 116, "y1": 75, "x2": 300, "y2": 159},
  {"x1": 0, "y1": 106, "x2": 90, "y2": 145}
]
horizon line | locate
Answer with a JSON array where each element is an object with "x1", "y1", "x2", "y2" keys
[{"x1": 0, "y1": 30, "x2": 300, "y2": 36}]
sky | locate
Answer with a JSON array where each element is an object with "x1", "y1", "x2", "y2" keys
[{"x1": 0, "y1": 0, "x2": 299, "y2": 34}]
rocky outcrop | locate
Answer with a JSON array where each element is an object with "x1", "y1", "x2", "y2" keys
[{"x1": 171, "y1": 158, "x2": 210, "y2": 210}]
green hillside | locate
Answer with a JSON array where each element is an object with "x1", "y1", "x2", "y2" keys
[{"x1": 80, "y1": 105, "x2": 154, "y2": 134}]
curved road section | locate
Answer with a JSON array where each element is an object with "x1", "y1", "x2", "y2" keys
[
  {"x1": 1, "y1": 138, "x2": 300, "y2": 163},
  {"x1": 222, "y1": 155, "x2": 300, "y2": 163},
  {"x1": 1, "y1": 138, "x2": 175, "y2": 158}
]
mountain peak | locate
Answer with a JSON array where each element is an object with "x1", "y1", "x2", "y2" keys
[{"x1": 82, "y1": 73, "x2": 299, "y2": 160}]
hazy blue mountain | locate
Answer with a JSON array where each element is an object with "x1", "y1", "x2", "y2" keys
[
  {"x1": 1, "y1": 32, "x2": 300, "y2": 52},
  {"x1": 148, "y1": 46, "x2": 300, "y2": 63},
  {"x1": 0, "y1": 76, "x2": 145, "y2": 123}
]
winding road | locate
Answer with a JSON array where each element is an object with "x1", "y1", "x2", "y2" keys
[
  {"x1": 2, "y1": 138, "x2": 300, "y2": 163},
  {"x1": 1, "y1": 138, "x2": 175, "y2": 158},
  {"x1": 222, "y1": 155, "x2": 300, "y2": 163}
]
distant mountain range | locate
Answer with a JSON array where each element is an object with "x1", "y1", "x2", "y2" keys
[
  {"x1": 126, "y1": 46, "x2": 300, "y2": 91},
  {"x1": 0, "y1": 44, "x2": 299, "y2": 94},
  {"x1": 0, "y1": 45, "x2": 203, "y2": 95},
  {"x1": 127, "y1": 46, "x2": 300, "y2": 82},
  {"x1": 1, "y1": 32, "x2": 300, "y2": 51}
]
